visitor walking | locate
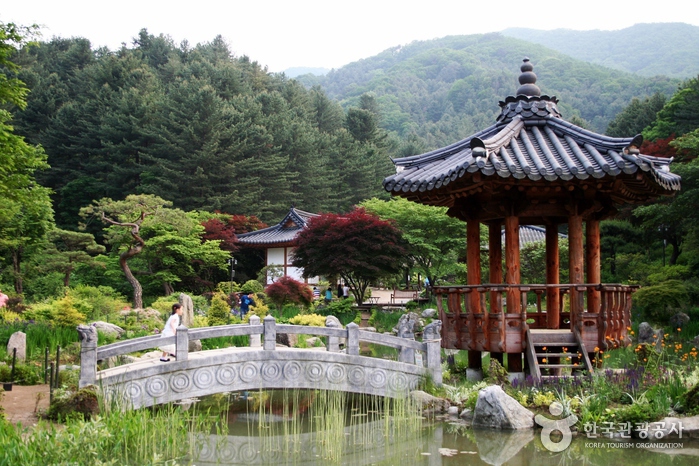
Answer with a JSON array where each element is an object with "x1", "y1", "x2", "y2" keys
[
  {"x1": 240, "y1": 292, "x2": 255, "y2": 318},
  {"x1": 342, "y1": 284, "x2": 350, "y2": 299},
  {"x1": 0, "y1": 289, "x2": 8, "y2": 308},
  {"x1": 160, "y1": 303, "x2": 183, "y2": 362},
  {"x1": 324, "y1": 286, "x2": 333, "y2": 304}
]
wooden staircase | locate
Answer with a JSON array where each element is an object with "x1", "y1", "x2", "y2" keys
[{"x1": 525, "y1": 328, "x2": 593, "y2": 383}]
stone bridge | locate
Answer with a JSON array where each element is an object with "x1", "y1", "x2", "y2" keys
[{"x1": 78, "y1": 316, "x2": 442, "y2": 409}]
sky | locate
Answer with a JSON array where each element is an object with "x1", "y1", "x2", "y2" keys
[{"x1": 3, "y1": 0, "x2": 698, "y2": 73}]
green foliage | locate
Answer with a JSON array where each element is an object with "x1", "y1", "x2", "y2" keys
[
  {"x1": 65, "y1": 285, "x2": 130, "y2": 321},
  {"x1": 51, "y1": 295, "x2": 87, "y2": 327},
  {"x1": 313, "y1": 298, "x2": 357, "y2": 325},
  {"x1": 367, "y1": 310, "x2": 403, "y2": 333},
  {"x1": 240, "y1": 279, "x2": 264, "y2": 295},
  {"x1": 288, "y1": 313, "x2": 326, "y2": 327},
  {"x1": 207, "y1": 292, "x2": 230, "y2": 326},
  {"x1": 605, "y1": 93, "x2": 667, "y2": 137},
  {"x1": 632, "y1": 280, "x2": 689, "y2": 323},
  {"x1": 47, "y1": 387, "x2": 99, "y2": 421},
  {"x1": 484, "y1": 358, "x2": 510, "y2": 386},
  {"x1": 361, "y1": 197, "x2": 466, "y2": 286},
  {"x1": 644, "y1": 76, "x2": 699, "y2": 141},
  {"x1": 0, "y1": 362, "x2": 41, "y2": 385}
]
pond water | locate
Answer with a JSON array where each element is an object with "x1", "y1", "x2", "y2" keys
[{"x1": 188, "y1": 392, "x2": 699, "y2": 466}]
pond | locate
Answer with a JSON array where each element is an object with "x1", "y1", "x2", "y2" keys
[{"x1": 188, "y1": 391, "x2": 699, "y2": 465}]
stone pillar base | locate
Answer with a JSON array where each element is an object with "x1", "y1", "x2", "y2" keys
[{"x1": 466, "y1": 368, "x2": 483, "y2": 381}]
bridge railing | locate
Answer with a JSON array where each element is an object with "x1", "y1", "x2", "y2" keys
[{"x1": 78, "y1": 315, "x2": 442, "y2": 388}]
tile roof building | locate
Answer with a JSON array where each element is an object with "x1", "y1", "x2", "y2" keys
[
  {"x1": 237, "y1": 207, "x2": 319, "y2": 285},
  {"x1": 382, "y1": 58, "x2": 681, "y2": 378}
]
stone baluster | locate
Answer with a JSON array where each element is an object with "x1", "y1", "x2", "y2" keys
[
  {"x1": 424, "y1": 320, "x2": 443, "y2": 386},
  {"x1": 346, "y1": 322, "x2": 359, "y2": 356},
  {"x1": 77, "y1": 325, "x2": 98, "y2": 388},
  {"x1": 326, "y1": 318, "x2": 340, "y2": 352},
  {"x1": 398, "y1": 328, "x2": 415, "y2": 364},
  {"x1": 263, "y1": 316, "x2": 276, "y2": 351},
  {"x1": 249, "y1": 315, "x2": 261, "y2": 347},
  {"x1": 176, "y1": 325, "x2": 189, "y2": 362}
]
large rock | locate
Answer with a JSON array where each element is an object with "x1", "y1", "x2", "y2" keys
[
  {"x1": 7, "y1": 331, "x2": 26, "y2": 361},
  {"x1": 472, "y1": 385, "x2": 534, "y2": 429},
  {"x1": 670, "y1": 312, "x2": 690, "y2": 330},
  {"x1": 90, "y1": 321, "x2": 125, "y2": 339},
  {"x1": 277, "y1": 333, "x2": 299, "y2": 348},
  {"x1": 179, "y1": 293, "x2": 195, "y2": 328},
  {"x1": 393, "y1": 312, "x2": 423, "y2": 337},
  {"x1": 638, "y1": 322, "x2": 661, "y2": 346},
  {"x1": 410, "y1": 390, "x2": 450, "y2": 415},
  {"x1": 422, "y1": 308, "x2": 437, "y2": 319}
]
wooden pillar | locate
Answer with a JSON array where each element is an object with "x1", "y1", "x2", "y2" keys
[
  {"x1": 546, "y1": 224, "x2": 560, "y2": 329},
  {"x1": 488, "y1": 222, "x2": 504, "y2": 363},
  {"x1": 504, "y1": 215, "x2": 520, "y2": 313},
  {"x1": 569, "y1": 212, "x2": 584, "y2": 329},
  {"x1": 504, "y1": 215, "x2": 522, "y2": 372},
  {"x1": 467, "y1": 219, "x2": 482, "y2": 370},
  {"x1": 586, "y1": 219, "x2": 601, "y2": 313},
  {"x1": 488, "y1": 222, "x2": 503, "y2": 312}
]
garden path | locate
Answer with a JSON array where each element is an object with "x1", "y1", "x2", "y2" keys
[{"x1": 0, "y1": 384, "x2": 50, "y2": 426}]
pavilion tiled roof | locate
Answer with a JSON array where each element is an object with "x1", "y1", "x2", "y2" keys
[
  {"x1": 237, "y1": 207, "x2": 318, "y2": 246},
  {"x1": 383, "y1": 59, "x2": 681, "y2": 198}
]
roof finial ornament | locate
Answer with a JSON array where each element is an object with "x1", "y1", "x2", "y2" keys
[{"x1": 516, "y1": 57, "x2": 541, "y2": 97}]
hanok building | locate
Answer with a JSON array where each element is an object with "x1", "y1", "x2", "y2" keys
[
  {"x1": 237, "y1": 207, "x2": 320, "y2": 285},
  {"x1": 383, "y1": 59, "x2": 681, "y2": 380}
]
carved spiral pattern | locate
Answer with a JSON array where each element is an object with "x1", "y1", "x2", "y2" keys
[
  {"x1": 388, "y1": 372, "x2": 409, "y2": 392},
  {"x1": 260, "y1": 447, "x2": 283, "y2": 462},
  {"x1": 216, "y1": 365, "x2": 237, "y2": 385},
  {"x1": 327, "y1": 364, "x2": 346, "y2": 384},
  {"x1": 125, "y1": 381, "x2": 142, "y2": 401},
  {"x1": 239, "y1": 443, "x2": 257, "y2": 463},
  {"x1": 283, "y1": 361, "x2": 302, "y2": 381},
  {"x1": 348, "y1": 366, "x2": 366, "y2": 385},
  {"x1": 145, "y1": 376, "x2": 168, "y2": 398},
  {"x1": 261, "y1": 362, "x2": 282, "y2": 382},
  {"x1": 306, "y1": 362, "x2": 324, "y2": 382},
  {"x1": 369, "y1": 369, "x2": 387, "y2": 388},
  {"x1": 170, "y1": 371, "x2": 192, "y2": 393},
  {"x1": 217, "y1": 440, "x2": 238, "y2": 462},
  {"x1": 194, "y1": 368, "x2": 215, "y2": 389},
  {"x1": 240, "y1": 362, "x2": 258, "y2": 383}
]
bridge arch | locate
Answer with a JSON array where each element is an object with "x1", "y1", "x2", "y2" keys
[{"x1": 78, "y1": 316, "x2": 442, "y2": 408}]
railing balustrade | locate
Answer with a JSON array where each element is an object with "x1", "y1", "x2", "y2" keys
[
  {"x1": 433, "y1": 283, "x2": 636, "y2": 353},
  {"x1": 78, "y1": 315, "x2": 442, "y2": 389}
]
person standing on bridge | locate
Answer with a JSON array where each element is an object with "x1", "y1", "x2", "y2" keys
[{"x1": 160, "y1": 303, "x2": 183, "y2": 362}]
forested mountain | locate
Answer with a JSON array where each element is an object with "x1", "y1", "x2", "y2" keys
[
  {"x1": 502, "y1": 23, "x2": 699, "y2": 79},
  {"x1": 11, "y1": 31, "x2": 391, "y2": 228},
  {"x1": 296, "y1": 33, "x2": 679, "y2": 149}
]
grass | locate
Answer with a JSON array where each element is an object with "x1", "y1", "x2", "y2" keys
[
  {"x1": 0, "y1": 323, "x2": 79, "y2": 362},
  {"x1": 0, "y1": 401, "x2": 219, "y2": 465}
]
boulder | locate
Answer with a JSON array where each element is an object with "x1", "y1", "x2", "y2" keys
[
  {"x1": 325, "y1": 315, "x2": 342, "y2": 329},
  {"x1": 277, "y1": 333, "x2": 299, "y2": 347},
  {"x1": 393, "y1": 312, "x2": 423, "y2": 337},
  {"x1": 670, "y1": 312, "x2": 690, "y2": 330},
  {"x1": 447, "y1": 406, "x2": 460, "y2": 417},
  {"x1": 90, "y1": 321, "x2": 125, "y2": 339},
  {"x1": 460, "y1": 408, "x2": 473, "y2": 421},
  {"x1": 638, "y1": 322, "x2": 661, "y2": 346},
  {"x1": 305, "y1": 337, "x2": 325, "y2": 348},
  {"x1": 472, "y1": 385, "x2": 534, "y2": 429},
  {"x1": 6, "y1": 331, "x2": 26, "y2": 361},
  {"x1": 188, "y1": 339, "x2": 202, "y2": 352},
  {"x1": 179, "y1": 293, "x2": 195, "y2": 328},
  {"x1": 422, "y1": 308, "x2": 437, "y2": 319},
  {"x1": 410, "y1": 390, "x2": 450, "y2": 414}
]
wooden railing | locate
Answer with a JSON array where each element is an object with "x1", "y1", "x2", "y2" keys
[{"x1": 432, "y1": 284, "x2": 637, "y2": 353}]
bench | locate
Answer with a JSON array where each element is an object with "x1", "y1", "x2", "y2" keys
[{"x1": 390, "y1": 289, "x2": 419, "y2": 304}]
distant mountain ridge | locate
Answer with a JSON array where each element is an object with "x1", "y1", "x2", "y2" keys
[
  {"x1": 502, "y1": 23, "x2": 699, "y2": 79},
  {"x1": 296, "y1": 33, "x2": 679, "y2": 148}
]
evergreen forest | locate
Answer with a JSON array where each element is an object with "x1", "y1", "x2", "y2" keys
[{"x1": 1, "y1": 22, "x2": 699, "y2": 329}]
